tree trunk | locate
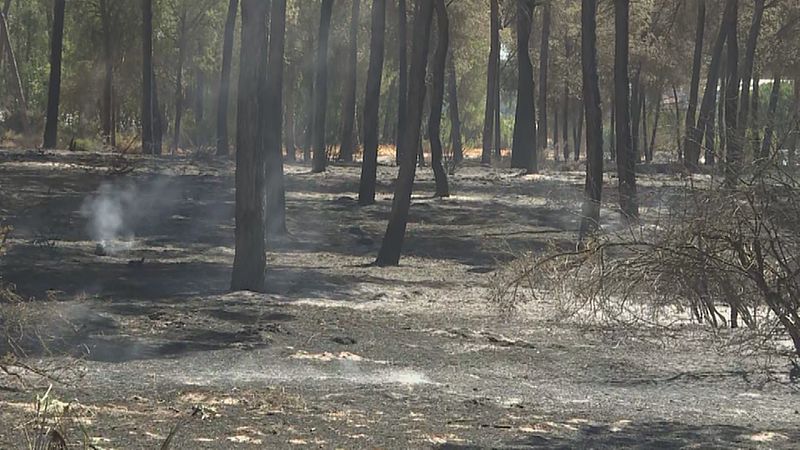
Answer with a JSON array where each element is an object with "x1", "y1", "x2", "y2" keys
[
  {"x1": 649, "y1": 90, "x2": 661, "y2": 161},
  {"x1": 231, "y1": 0, "x2": 269, "y2": 292},
  {"x1": 737, "y1": 0, "x2": 764, "y2": 153},
  {"x1": 614, "y1": 0, "x2": 638, "y2": 219},
  {"x1": 311, "y1": 0, "x2": 334, "y2": 173},
  {"x1": 428, "y1": 0, "x2": 450, "y2": 197},
  {"x1": 538, "y1": 1, "x2": 551, "y2": 152},
  {"x1": 0, "y1": 11, "x2": 25, "y2": 127},
  {"x1": 630, "y1": 68, "x2": 642, "y2": 162},
  {"x1": 686, "y1": 3, "x2": 729, "y2": 169},
  {"x1": 641, "y1": 91, "x2": 649, "y2": 162},
  {"x1": 673, "y1": 85, "x2": 681, "y2": 160},
  {"x1": 141, "y1": 0, "x2": 155, "y2": 154},
  {"x1": 396, "y1": 0, "x2": 408, "y2": 164},
  {"x1": 724, "y1": 0, "x2": 740, "y2": 187},
  {"x1": 375, "y1": 0, "x2": 433, "y2": 267},
  {"x1": 0, "y1": 0, "x2": 10, "y2": 71},
  {"x1": 358, "y1": 0, "x2": 387, "y2": 206},
  {"x1": 579, "y1": 0, "x2": 603, "y2": 239},
  {"x1": 573, "y1": 105, "x2": 583, "y2": 161},
  {"x1": 760, "y1": 76, "x2": 780, "y2": 159},
  {"x1": 43, "y1": 0, "x2": 66, "y2": 149},
  {"x1": 788, "y1": 80, "x2": 800, "y2": 165},
  {"x1": 610, "y1": 100, "x2": 616, "y2": 160},
  {"x1": 264, "y1": 0, "x2": 288, "y2": 239},
  {"x1": 751, "y1": 74, "x2": 761, "y2": 156},
  {"x1": 481, "y1": 0, "x2": 500, "y2": 164},
  {"x1": 683, "y1": 0, "x2": 705, "y2": 164},
  {"x1": 446, "y1": 49, "x2": 463, "y2": 163},
  {"x1": 285, "y1": 61, "x2": 297, "y2": 162},
  {"x1": 339, "y1": 0, "x2": 361, "y2": 162},
  {"x1": 562, "y1": 37, "x2": 572, "y2": 162},
  {"x1": 172, "y1": 10, "x2": 188, "y2": 154},
  {"x1": 216, "y1": 0, "x2": 238, "y2": 157},
  {"x1": 152, "y1": 69, "x2": 164, "y2": 155},
  {"x1": 511, "y1": 0, "x2": 536, "y2": 173},
  {"x1": 99, "y1": 0, "x2": 115, "y2": 147},
  {"x1": 554, "y1": 101, "x2": 560, "y2": 160}
]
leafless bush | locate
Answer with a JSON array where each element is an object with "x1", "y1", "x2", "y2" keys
[{"x1": 493, "y1": 160, "x2": 800, "y2": 357}]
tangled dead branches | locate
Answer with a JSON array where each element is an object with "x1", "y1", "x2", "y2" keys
[{"x1": 492, "y1": 161, "x2": 800, "y2": 357}]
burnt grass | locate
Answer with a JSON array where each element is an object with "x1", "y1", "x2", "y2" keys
[{"x1": 0, "y1": 149, "x2": 798, "y2": 449}]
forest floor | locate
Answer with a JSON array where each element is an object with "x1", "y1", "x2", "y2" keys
[{"x1": 0, "y1": 148, "x2": 798, "y2": 449}]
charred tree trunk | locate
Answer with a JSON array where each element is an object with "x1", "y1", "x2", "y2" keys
[
  {"x1": 216, "y1": 0, "x2": 238, "y2": 158},
  {"x1": 554, "y1": 101, "x2": 560, "y2": 160},
  {"x1": 751, "y1": 74, "x2": 761, "y2": 155},
  {"x1": 610, "y1": 100, "x2": 616, "y2": 160},
  {"x1": 760, "y1": 76, "x2": 780, "y2": 158},
  {"x1": 339, "y1": 0, "x2": 361, "y2": 162},
  {"x1": 358, "y1": 0, "x2": 387, "y2": 206},
  {"x1": 481, "y1": 0, "x2": 500, "y2": 164},
  {"x1": 579, "y1": 0, "x2": 603, "y2": 238},
  {"x1": 265, "y1": 0, "x2": 288, "y2": 238},
  {"x1": 573, "y1": 105, "x2": 583, "y2": 161},
  {"x1": 172, "y1": 9, "x2": 188, "y2": 154},
  {"x1": 511, "y1": 0, "x2": 536, "y2": 173},
  {"x1": 231, "y1": 0, "x2": 269, "y2": 292},
  {"x1": 683, "y1": 0, "x2": 705, "y2": 164},
  {"x1": 311, "y1": 0, "x2": 334, "y2": 173},
  {"x1": 142, "y1": 0, "x2": 155, "y2": 154},
  {"x1": 673, "y1": 85, "x2": 681, "y2": 160},
  {"x1": 630, "y1": 68, "x2": 642, "y2": 162},
  {"x1": 428, "y1": 0, "x2": 450, "y2": 197},
  {"x1": 562, "y1": 37, "x2": 572, "y2": 161},
  {"x1": 285, "y1": 61, "x2": 298, "y2": 162},
  {"x1": 614, "y1": 0, "x2": 638, "y2": 219},
  {"x1": 375, "y1": 0, "x2": 433, "y2": 267},
  {"x1": 446, "y1": 50, "x2": 463, "y2": 163},
  {"x1": 686, "y1": 3, "x2": 729, "y2": 169},
  {"x1": 649, "y1": 90, "x2": 661, "y2": 161},
  {"x1": 538, "y1": 1, "x2": 551, "y2": 153},
  {"x1": 396, "y1": 0, "x2": 408, "y2": 164},
  {"x1": 738, "y1": 0, "x2": 764, "y2": 153},
  {"x1": 724, "y1": 0, "x2": 740, "y2": 187},
  {"x1": 43, "y1": 0, "x2": 66, "y2": 149},
  {"x1": 99, "y1": 0, "x2": 115, "y2": 147}
]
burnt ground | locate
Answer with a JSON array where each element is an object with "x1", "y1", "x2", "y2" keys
[{"x1": 0, "y1": 149, "x2": 798, "y2": 449}]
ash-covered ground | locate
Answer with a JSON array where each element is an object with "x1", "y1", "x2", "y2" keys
[{"x1": 0, "y1": 149, "x2": 798, "y2": 449}]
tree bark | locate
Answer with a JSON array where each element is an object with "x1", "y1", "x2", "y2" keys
[
  {"x1": 724, "y1": 0, "x2": 740, "y2": 187},
  {"x1": 737, "y1": 0, "x2": 764, "y2": 151},
  {"x1": 396, "y1": 0, "x2": 408, "y2": 164},
  {"x1": 231, "y1": 0, "x2": 269, "y2": 292},
  {"x1": 1, "y1": 12, "x2": 27, "y2": 131},
  {"x1": 511, "y1": 0, "x2": 537, "y2": 173},
  {"x1": 537, "y1": 1, "x2": 551, "y2": 152},
  {"x1": 312, "y1": 0, "x2": 334, "y2": 173},
  {"x1": 554, "y1": 101, "x2": 560, "y2": 160},
  {"x1": 481, "y1": 0, "x2": 500, "y2": 164},
  {"x1": 171, "y1": 9, "x2": 188, "y2": 154},
  {"x1": 141, "y1": 0, "x2": 155, "y2": 154},
  {"x1": 562, "y1": 37, "x2": 572, "y2": 161},
  {"x1": 265, "y1": 0, "x2": 288, "y2": 239},
  {"x1": 43, "y1": 0, "x2": 66, "y2": 149},
  {"x1": 614, "y1": 0, "x2": 638, "y2": 219},
  {"x1": 649, "y1": 90, "x2": 662, "y2": 161},
  {"x1": 216, "y1": 0, "x2": 238, "y2": 157},
  {"x1": 358, "y1": 0, "x2": 387, "y2": 206},
  {"x1": 573, "y1": 104, "x2": 583, "y2": 161},
  {"x1": 579, "y1": 0, "x2": 603, "y2": 239},
  {"x1": 683, "y1": 0, "x2": 705, "y2": 163},
  {"x1": 446, "y1": 49, "x2": 463, "y2": 163},
  {"x1": 99, "y1": 0, "x2": 115, "y2": 147},
  {"x1": 630, "y1": 68, "x2": 642, "y2": 162},
  {"x1": 686, "y1": 3, "x2": 729, "y2": 169},
  {"x1": 428, "y1": 0, "x2": 450, "y2": 198},
  {"x1": 375, "y1": 0, "x2": 433, "y2": 267},
  {"x1": 339, "y1": 0, "x2": 361, "y2": 162},
  {"x1": 284, "y1": 60, "x2": 297, "y2": 161},
  {"x1": 760, "y1": 76, "x2": 780, "y2": 159}
]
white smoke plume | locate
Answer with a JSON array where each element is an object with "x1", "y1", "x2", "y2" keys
[{"x1": 80, "y1": 178, "x2": 178, "y2": 254}]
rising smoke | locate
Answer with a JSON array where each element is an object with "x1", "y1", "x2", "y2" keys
[{"x1": 80, "y1": 177, "x2": 179, "y2": 254}]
